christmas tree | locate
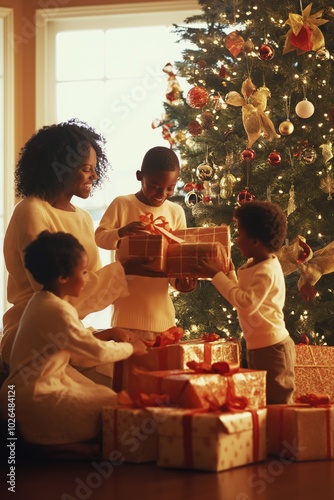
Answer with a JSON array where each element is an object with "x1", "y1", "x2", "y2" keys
[{"x1": 154, "y1": 0, "x2": 334, "y2": 348}]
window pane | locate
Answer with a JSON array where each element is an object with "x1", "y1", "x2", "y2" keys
[{"x1": 56, "y1": 30, "x2": 105, "y2": 81}]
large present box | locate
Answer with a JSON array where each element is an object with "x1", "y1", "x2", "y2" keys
[
  {"x1": 167, "y1": 225, "x2": 231, "y2": 277},
  {"x1": 102, "y1": 406, "x2": 158, "y2": 462},
  {"x1": 129, "y1": 368, "x2": 266, "y2": 410},
  {"x1": 166, "y1": 241, "x2": 229, "y2": 277},
  {"x1": 113, "y1": 339, "x2": 241, "y2": 392},
  {"x1": 117, "y1": 232, "x2": 168, "y2": 273},
  {"x1": 294, "y1": 345, "x2": 334, "y2": 403},
  {"x1": 150, "y1": 407, "x2": 267, "y2": 472},
  {"x1": 267, "y1": 403, "x2": 334, "y2": 461}
]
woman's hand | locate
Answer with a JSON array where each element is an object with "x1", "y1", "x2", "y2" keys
[{"x1": 118, "y1": 221, "x2": 146, "y2": 238}]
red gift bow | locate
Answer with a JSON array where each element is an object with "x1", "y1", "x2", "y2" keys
[
  {"x1": 139, "y1": 211, "x2": 183, "y2": 243},
  {"x1": 201, "y1": 332, "x2": 221, "y2": 342},
  {"x1": 295, "y1": 392, "x2": 331, "y2": 406},
  {"x1": 147, "y1": 326, "x2": 184, "y2": 348},
  {"x1": 186, "y1": 359, "x2": 239, "y2": 375}
]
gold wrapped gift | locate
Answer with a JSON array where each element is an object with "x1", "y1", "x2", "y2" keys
[{"x1": 118, "y1": 232, "x2": 168, "y2": 273}]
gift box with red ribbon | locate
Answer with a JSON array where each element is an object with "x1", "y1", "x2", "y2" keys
[
  {"x1": 113, "y1": 336, "x2": 241, "y2": 392},
  {"x1": 128, "y1": 364, "x2": 266, "y2": 410},
  {"x1": 118, "y1": 233, "x2": 168, "y2": 273},
  {"x1": 102, "y1": 405, "x2": 159, "y2": 462},
  {"x1": 149, "y1": 406, "x2": 267, "y2": 472},
  {"x1": 267, "y1": 394, "x2": 334, "y2": 461},
  {"x1": 167, "y1": 225, "x2": 231, "y2": 277},
  {"x1": 294, "y1": 345, "x2": 334, "y2": 403}
]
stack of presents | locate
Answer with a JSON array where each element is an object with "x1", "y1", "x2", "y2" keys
[{"x1": 102, "y1": 216, "x2": 334, "y2": 471}]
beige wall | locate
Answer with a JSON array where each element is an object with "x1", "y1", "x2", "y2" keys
[{"x1": 1, "y1": 0, "x2": 167, "y2": 160}]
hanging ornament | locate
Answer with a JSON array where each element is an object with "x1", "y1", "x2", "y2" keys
[
  {"x1": 279, "y1": 120, "x2": 294, "y2": 135},
  {"x1": 225, "y1": 77, "x2": 279, "y2": 147},
  {"x1": 315, "y1": 47, "x2": 330, "y2": 60},
  {"x1": 258, "y1": 44, "x2": 275, "y2": 61},
  {"x1": 188, "y1": 120, "x2": 202, "y2": 137},
  {"x1": 219, "y1": 65, "x2": 228, "y2": 79},
  {"x1": 320, "y1": 173, "x2": 334, "y2": 200},
  {"x1": 241, "y1": 149, "x2": 256, "y2": 162},
  {"x1": 196, "y1": 162, "x2": 214, "y2": 181},
  {"x1": 237, "y1": 188, "x2": 255, "y2": 203},
  {"x1": 219, "y1": 172, "x2": 236, "y2": 199},
  {"x1": 243, "y1": 39, "x2": 255, "y2": 53},
  {"x1": 186, "y1": 86, "x2": 209, "y2": 109},
  {"x1": 224, "y1": 31, "x2": 245, "y2": 58},
  {"x1": 301, "y1": 146, "x2": 317, "y2": 163},
  {"x1": 202, "y1": 181, "x2": 213, "y2": 204},
  {"x1": 185, "y1": 190, "x2": 202, "y2": 208},
  {"x1": 287, "y1": 183, "x2": 296, "y2": 215},
  {"x1": 283, "y1": 3, "x2": 329, "y2": 55},
  {"x1": 162, "y1": 63, "x2": 181, "y2": 103},
  {"x1": 295, "y1": 98, "x2": 315, "y2": 119},
  {"x1": 211, "y1": 93, "x2": 224, "y2": 110},
  {"x1": 268, "y1": 151, "x2": 282, "y2": 165}
]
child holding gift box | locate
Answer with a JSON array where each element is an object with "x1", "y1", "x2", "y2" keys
[
  {"x1": 191, "y1": 200, "x2": 295, "y2": 404},
  {"x1": 95, "y1": 146, "x2": 197, "y2": 344},
  {"x1": 0, "y1": 231, "x2": 146, "y2": 457}
]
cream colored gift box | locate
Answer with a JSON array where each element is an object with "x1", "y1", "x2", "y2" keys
[
  {"x1": 267, "y1": 404, "x2": 334, "y2": 461},
  {"x1": 112, "y1": 338, "x2": 241, "y2": 392},
  {"x1": 149, "y1": 407, "x2": 267, "y2": 472},
  {"x1": 102, "y1": 406, "x2": 158, "y2": 463}
]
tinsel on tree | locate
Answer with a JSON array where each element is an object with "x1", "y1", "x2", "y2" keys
[{"x1": 153, "y1": 0, "x2": 334, "y2": 347}]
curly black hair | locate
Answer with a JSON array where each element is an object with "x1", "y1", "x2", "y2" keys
[
  {"x1": 23, "y1": 230, "x2": 86, "y2": 285},
  {"x1": 140, "y1": 146, "x2": 180, "y2": 174},
  {"x1": 234, "y1": 200, "x2": 287, "y2": 252},
  {"x1": 15, "y1": 118, "x2": 110, "y2": 199}
]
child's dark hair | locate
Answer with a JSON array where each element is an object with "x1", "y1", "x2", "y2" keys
[
  {"x1": 23, "y1": 231, "x2": 86, "y2": 285},
  {"x1": 234, "y1": 200, "x2": 287, "y2": 252},
  {"x1": 140, "y1": 146, "x2": 180, "y2": 174},
  {"x1": 15, "y1": 118, "x2": 110, "y2": 200}
]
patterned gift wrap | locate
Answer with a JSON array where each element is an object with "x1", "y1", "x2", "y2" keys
[
  {"x1": 267, "y1": 403, "x2": 334, "y2": 461},
  {"x1": 117, "y1": 233, "x2": 168, "y2": 273},
  {"x1": 129, "y1": 368, "x2": 266, "y2": 410},
  {"x1": 112, "y1": 339, "x2": 241, "y2": 392},
  {"x1": 102, "y1": 406, "x2": 158, "y2": 462},
  {"x1": 172, "y1": 225, "x2": 230, "y2": 247},
  {"x1": 166, "y1": 241, "x2": 229, "y2": 277},
  {"x1": 294, "y1": 345, "x2": 334, "y2": 403},
  {"x1": 149, "y1": 407, "x2": 267, "y2": 472}
]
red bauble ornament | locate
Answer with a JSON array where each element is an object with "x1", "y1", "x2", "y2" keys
[
  {"x1": 241, "y1": 149, "x2": 256, "y2": 161},
  {"x1": 298, "y1": 333, "x2": 310, "y2": 345},
  {"x1": 258, "y1": 44, "x2": 275, "y2": 61},
  {"x1": 268, "y1": 151, "x2": 282, "y2": 165},
  {"x1": 299, "y1": 283, "x2": 317, "y2": 302},
  {"x1": 188, "y1": 120, "x2": 202, "y2": 136},
  {"x1": 237, "y1": 188, "x2": 255, "y2": 203},
  {"x1": 186, "y1": 86, "x2": 209, "y2": 109}
]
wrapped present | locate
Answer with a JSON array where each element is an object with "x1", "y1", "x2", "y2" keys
[
  {"x1": 149, "y1": 407, "x2": 267, "y2": 472},
  {"x1": 167, "y1": 224, "x2": 230, "y2": 277},
  {"x1": 294, "y1": 345, "x2": 334, "y2": 402},
  {"x1": 102, "y1": 405, "x2": 158, "y2": 462},
  {"x1": 117, "y1": 232, "x2": 168, "y2": 273},
  {"x1": 129, "y1": 366, "x2": 266, "y2": 410},
  {"x1": 113, "y1": 338, "x2": 241, "y2": 392},
  {"x1": 166, "y1": 241, "x2": 229, "y2": 277},
  {"x1": 267, "y1": 397, "x2": 334, "y2": 461}
]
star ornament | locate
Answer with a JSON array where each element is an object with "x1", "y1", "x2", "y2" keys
[{"x1": 283, "y1": 3, "x2": 329, "y2": 55}]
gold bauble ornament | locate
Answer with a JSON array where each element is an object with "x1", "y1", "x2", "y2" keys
[{"x1": 279, "y1": 120, "x2": 294, "y2": 135}]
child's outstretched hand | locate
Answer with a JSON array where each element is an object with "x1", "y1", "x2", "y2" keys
[
  {"x1": 131, "y1": 338, "x2": 148, "y2": 356},
  {"x1": 189, "y1": 257, "x2": 221, "y2": 279},
  {"x1": 118, "y1": 221, "x2": 146, "y2": 238},
  {"x1": 94, "y1": 327, "x2": 137, "y2": 343}
]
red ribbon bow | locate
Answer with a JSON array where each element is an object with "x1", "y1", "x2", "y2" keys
[
  {"x1": 146, "y1": 326, "x2": 184, "y2": 348},
  {"x1": 139, "y1": 212, "x2": 171, "y2": 235}
]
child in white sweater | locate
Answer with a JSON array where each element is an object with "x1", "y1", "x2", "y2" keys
[
  {"x1": 0, "y1": 231, "x2": 146, "y2": 457},
  {"x1": 95, "y1": 146, "x2": 197, "y2": 344},
  {"x1": 190, "y1": 200, "x2": 295, "y2": 404}
]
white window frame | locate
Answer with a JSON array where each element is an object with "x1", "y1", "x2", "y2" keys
[
  {"x1": 1, "y1": 7, "x2": 15, "y2": 317},
  {"x1": 35, "y1": 0, "x2": 199, "y2": 128}
]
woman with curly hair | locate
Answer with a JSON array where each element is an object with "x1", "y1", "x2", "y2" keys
[{"x1": 1, "y1": 119, "x2": 136, "y2": 379}]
